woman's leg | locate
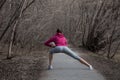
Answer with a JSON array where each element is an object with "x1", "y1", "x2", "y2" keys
[
  {"x1": 79, "y1": 57, "x2": 91, "y2": 67},
  {"x1": 63, "y1": 47, "x2": 93, "y2": 70},
  {"x1": 78, "y1": 58, "x2": 93, "y2": 70},
  {"x1": 48, "y1": 46, "x2": 62, "y2": 70},
  {"x1": 49, "y1": 53, "x2": 53, "y2": 66},
  {"x1": 48, "y1": 53, "x2": 53, "y2": 70}
]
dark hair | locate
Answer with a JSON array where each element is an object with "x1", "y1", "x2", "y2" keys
[{"x1": 56, "y1": 29, "x2": 62, "y2": 33}]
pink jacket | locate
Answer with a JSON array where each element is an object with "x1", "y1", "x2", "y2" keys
[{"x1": 44, "y1": 33, "x2": 67, "y2": 47}]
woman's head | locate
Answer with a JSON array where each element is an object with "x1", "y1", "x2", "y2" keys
[{"x1": 56, "y1": 29, "x2": 62, "y2": 33}]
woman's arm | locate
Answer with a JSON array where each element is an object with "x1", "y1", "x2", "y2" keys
[{"x1": 44, "y1": 37, "x2": 55, "y2": 47}]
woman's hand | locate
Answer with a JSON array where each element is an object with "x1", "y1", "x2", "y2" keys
[{"x1": 50, "y1": 42, "x2": 56, "y2": 48}]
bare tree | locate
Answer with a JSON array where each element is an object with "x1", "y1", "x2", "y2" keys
[{"x1": 7, "y1": 0, "x2": 35, "y2": 59}]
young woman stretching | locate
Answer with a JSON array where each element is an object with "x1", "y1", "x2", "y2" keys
[{"x1": 44, "y1": 29, "x2": 93, "y2": 70}]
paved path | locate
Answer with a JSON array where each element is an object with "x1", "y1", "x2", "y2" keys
[{"x1": 40, "y1": 53, "x2": 106, "y2": 80}]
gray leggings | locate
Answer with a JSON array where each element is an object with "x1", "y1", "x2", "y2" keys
[{"x1": 50, "y1": 46, "x2": 81, "y2": 61}]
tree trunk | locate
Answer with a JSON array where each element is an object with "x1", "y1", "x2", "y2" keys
[{"x1": 7, "y1": 0, "x2": 27, "y2": 59}]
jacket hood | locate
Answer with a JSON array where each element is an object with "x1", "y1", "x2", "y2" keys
[{"x1": 55, "y1": 33, "x2": 64, "y2": 38}]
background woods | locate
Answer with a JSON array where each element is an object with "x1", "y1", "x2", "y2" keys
[{"x1": 0, "y1": 0, "x2": 120, "y2": 60}]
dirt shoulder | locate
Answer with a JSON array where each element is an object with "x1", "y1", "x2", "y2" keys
[
  {"x1": 0, "y1": 50, "x2": 48, "y2": 80},
  {"x1": 75, "y1": 47, "x2": 120, "y2": 80}
]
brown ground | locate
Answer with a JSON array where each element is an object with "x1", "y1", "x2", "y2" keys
[{"x1": 0, "y1": 50, "x2": 48, "y2": 80}]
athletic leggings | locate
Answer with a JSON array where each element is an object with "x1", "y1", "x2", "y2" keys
[{"x1": 50, "y1": 46, "x2": 81, "y2": 61}]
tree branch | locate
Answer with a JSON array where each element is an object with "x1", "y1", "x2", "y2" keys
[
  {"x1": 0, "y1": 0, "x2": 6, "y2": 10},
  {"x1": 22, "y1": 0, "x2": 35, "y2": 13}
]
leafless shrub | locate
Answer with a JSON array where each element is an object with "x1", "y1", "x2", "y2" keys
[
  {"x1": 80, "y1": 0, "x2": 120, "y2": 59},
  {"x1": 0, "y1": 0, "x2": 120, "y2": 59}
]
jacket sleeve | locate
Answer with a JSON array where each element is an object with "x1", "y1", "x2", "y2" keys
[{"x1": 44, "y1": 36, "x2": 55, "y2": 47}]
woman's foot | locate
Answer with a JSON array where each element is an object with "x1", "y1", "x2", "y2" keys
[
  {"x1": 48, "y1": 65, "x2": 53, "y2": 70},
  {"x1": 89, "y1": 65, "x2": 93, "y2": 70}
]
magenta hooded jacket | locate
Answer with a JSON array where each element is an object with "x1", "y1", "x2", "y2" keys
[{"x1": 44, "y1": 33, "x2": 67, "y2": 47}]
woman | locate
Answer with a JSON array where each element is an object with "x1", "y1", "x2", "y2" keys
[{"x1": 44, "y1": 29, "x2": 93, "y2": 70}]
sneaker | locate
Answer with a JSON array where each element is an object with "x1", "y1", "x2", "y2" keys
[
  {"x1": 89, "y1": 65, "x2": 93, "y2": 70},
  {"x1": 48, "y1": 65, "x2": 53, "y2": 70}
]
